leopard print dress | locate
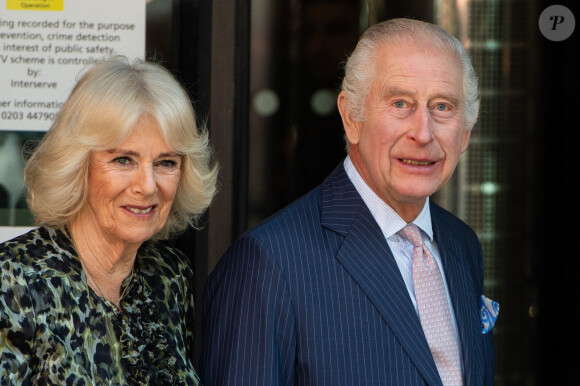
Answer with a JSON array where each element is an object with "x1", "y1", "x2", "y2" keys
[{"x1": 0, "y1": 226, "x2": 201, "y2": 385}]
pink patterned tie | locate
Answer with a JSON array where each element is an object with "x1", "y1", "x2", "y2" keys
[{"x1": 399, "y1": 224, "x2": 462, "y2": 385}]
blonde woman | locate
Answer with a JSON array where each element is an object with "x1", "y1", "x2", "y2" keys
[{"x1": 0, "y1": 56, "x2": 218, "y2": 385}]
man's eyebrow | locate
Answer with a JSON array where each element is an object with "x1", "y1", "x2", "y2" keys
[
  {"x1": 382, "y1": 86, "x2": 417, "y2": 97},
  {"x1": 433, "y1": 92, "x2": 461, "y2": 107},
  {"x1": 382, "y1": 86, "x2": 461, "y2": 106}
]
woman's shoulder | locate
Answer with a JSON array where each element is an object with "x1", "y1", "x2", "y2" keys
[
  {"x1": 1, "y1": 227, "x2": 47, "y2": 266},
  {"x1": 0, "y1": 229, "x2": 49, "y2": 313},
  {"x1": 1, "y1": 226, "x2": 79, "y2": 273},
  {"x1": 137, "y1": 240, "x2": 193, "y2": 278}
]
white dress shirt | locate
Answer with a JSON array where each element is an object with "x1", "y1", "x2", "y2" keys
[{"x1": 344, "y1": 156, "x2": 462, "y2": 351}]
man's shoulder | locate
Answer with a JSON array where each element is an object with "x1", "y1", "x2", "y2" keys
[
  {"x1": 245, "y1": 162, "x2": 356, "y2": 240},
  {"x1": 210, "y1": 185, "x2": 338, "y2": 291},
  {"x1": 243, "y1": 186, "x2": 324, "y2": 242},
  {"x1": 217, "y1": 163, "x2": 354, "y2": 270},
  {"x1": 430, "y1": 201, "x2": 480, "y2": 243}
]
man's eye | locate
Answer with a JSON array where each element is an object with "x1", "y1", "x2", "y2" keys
[
  {"x1": 436, "y1": 103, "x2": 448, "y2": 111},
  {"x1": 394, "y1": 101, "x2": 406, "y2": 108}
]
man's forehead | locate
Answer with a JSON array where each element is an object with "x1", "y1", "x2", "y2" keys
[{"x1": 374, "y1": 40, "x2": 461, "y2": 70}]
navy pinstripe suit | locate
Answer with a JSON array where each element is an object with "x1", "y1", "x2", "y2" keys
[{"x1": 200, "y1": 163, "x2": 495, "y2": 385}]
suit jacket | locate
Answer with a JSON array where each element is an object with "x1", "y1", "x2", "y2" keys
[{"x1": 200, "y1": 163, "x2": 495, "y2": 385}]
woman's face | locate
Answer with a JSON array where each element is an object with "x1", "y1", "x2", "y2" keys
[{"x1": 80, "y1": 115, "x2": 181, "y2": 247}]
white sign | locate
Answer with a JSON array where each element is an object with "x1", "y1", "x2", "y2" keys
[
  {"x1": 0, "y1": 0, "x2": 145, "y2": 243},
  {"x1": 0, "y1": 226, "x2": 33, "y2": 242},
  {"x1": 0, "y1": 0, "x2": 145, "y2": 132}
]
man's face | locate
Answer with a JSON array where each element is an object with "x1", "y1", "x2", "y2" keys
[{"x1": 339, "y1": 42, "x2": 471, "y2": 220}]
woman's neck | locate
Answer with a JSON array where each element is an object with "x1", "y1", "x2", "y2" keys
[{"x1": 68, "y1": 220, "x2": 138, "y2": 308}]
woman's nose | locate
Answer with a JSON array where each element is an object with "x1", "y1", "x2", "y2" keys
[{"x1": 131, "y1": 164, "x2": 157, "y2": 196}]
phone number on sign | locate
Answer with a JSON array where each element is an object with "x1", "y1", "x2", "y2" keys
[{"x1": 1, "y1": 111, "x2": 57, "y2": 120}]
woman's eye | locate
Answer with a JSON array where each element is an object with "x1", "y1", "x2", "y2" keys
[
  {"x1": 114, "y1": 157, "x2": 131, "y2": 165},
  {"x1": 159, "y1": 159, "x2": 178, "y2": 168}
]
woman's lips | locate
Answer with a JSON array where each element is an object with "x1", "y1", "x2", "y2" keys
[{"x1": 124, "y1": 205, "x2": 157, "y2": 214}]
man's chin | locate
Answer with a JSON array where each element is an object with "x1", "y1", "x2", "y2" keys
[{"x1": 395, "y1": 183, "x2": 441, "y2": 202}]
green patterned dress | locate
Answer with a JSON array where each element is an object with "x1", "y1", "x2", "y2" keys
[{"x1": 0, "y1": 226, "x2": 201, "y2": 385}]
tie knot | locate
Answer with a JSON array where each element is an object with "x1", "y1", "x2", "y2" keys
[{"x1": 398, "y1": 223, "x2": 424, "y2": 248}]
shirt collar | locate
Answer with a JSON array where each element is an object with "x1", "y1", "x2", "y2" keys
[{"x1": 343, "y1": 156, "x2": 433, "y2": 241}]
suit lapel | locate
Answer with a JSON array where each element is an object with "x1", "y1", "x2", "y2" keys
[
  {"x1": 320, "y1": 165, "x2": 442, "y2": 385},
  {"x1": 432, "y1": 207, "x2": 484, "y2": 386}
]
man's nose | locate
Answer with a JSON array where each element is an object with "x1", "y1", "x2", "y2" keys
[{"x1": 407, "y1": 106, "x2": 434, "y2": 145}]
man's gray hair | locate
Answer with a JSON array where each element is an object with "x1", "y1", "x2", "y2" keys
[{"x1": 341, "y1": 18, "x2": 479, "y2": 128}]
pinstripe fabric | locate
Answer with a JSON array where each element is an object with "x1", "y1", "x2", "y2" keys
[
  {"x1": 200, "y1": 163, "x2": 495, "y2": 386},
  {"x1": 345, "y1": 156, "x2": 461, "y2": 343}
]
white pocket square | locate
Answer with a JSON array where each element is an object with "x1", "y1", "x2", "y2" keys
[{"x1": 480, "y1": 295, "x2": 499, "y2": 334}]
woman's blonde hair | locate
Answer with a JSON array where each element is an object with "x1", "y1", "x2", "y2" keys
[{"x1": 24, "y1": 56, "x2": 218, "y2": 240}]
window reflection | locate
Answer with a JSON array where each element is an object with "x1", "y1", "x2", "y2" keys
[
  {"x1": 0, "y1": 131, "x2": 40, "y2": 226},
  {"x1": 249, "y1": 0, "x2": 361, "y2": 226}
]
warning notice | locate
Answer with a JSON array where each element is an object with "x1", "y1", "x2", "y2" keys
[{"x1": 0, "y1": 0, "x2": 145, "y2": 131}]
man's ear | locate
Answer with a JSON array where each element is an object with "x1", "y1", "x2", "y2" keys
[
  {"x1": 460, "y1": 127, "x2": 472, "y2": 154},
  {"x1": 337, "y1": 91, "x2": 362, "y2": 146}
]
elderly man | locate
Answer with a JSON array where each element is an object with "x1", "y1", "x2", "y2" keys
[{"x1": 200, "y1": 18, "x2": 497, "y2": 386}]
